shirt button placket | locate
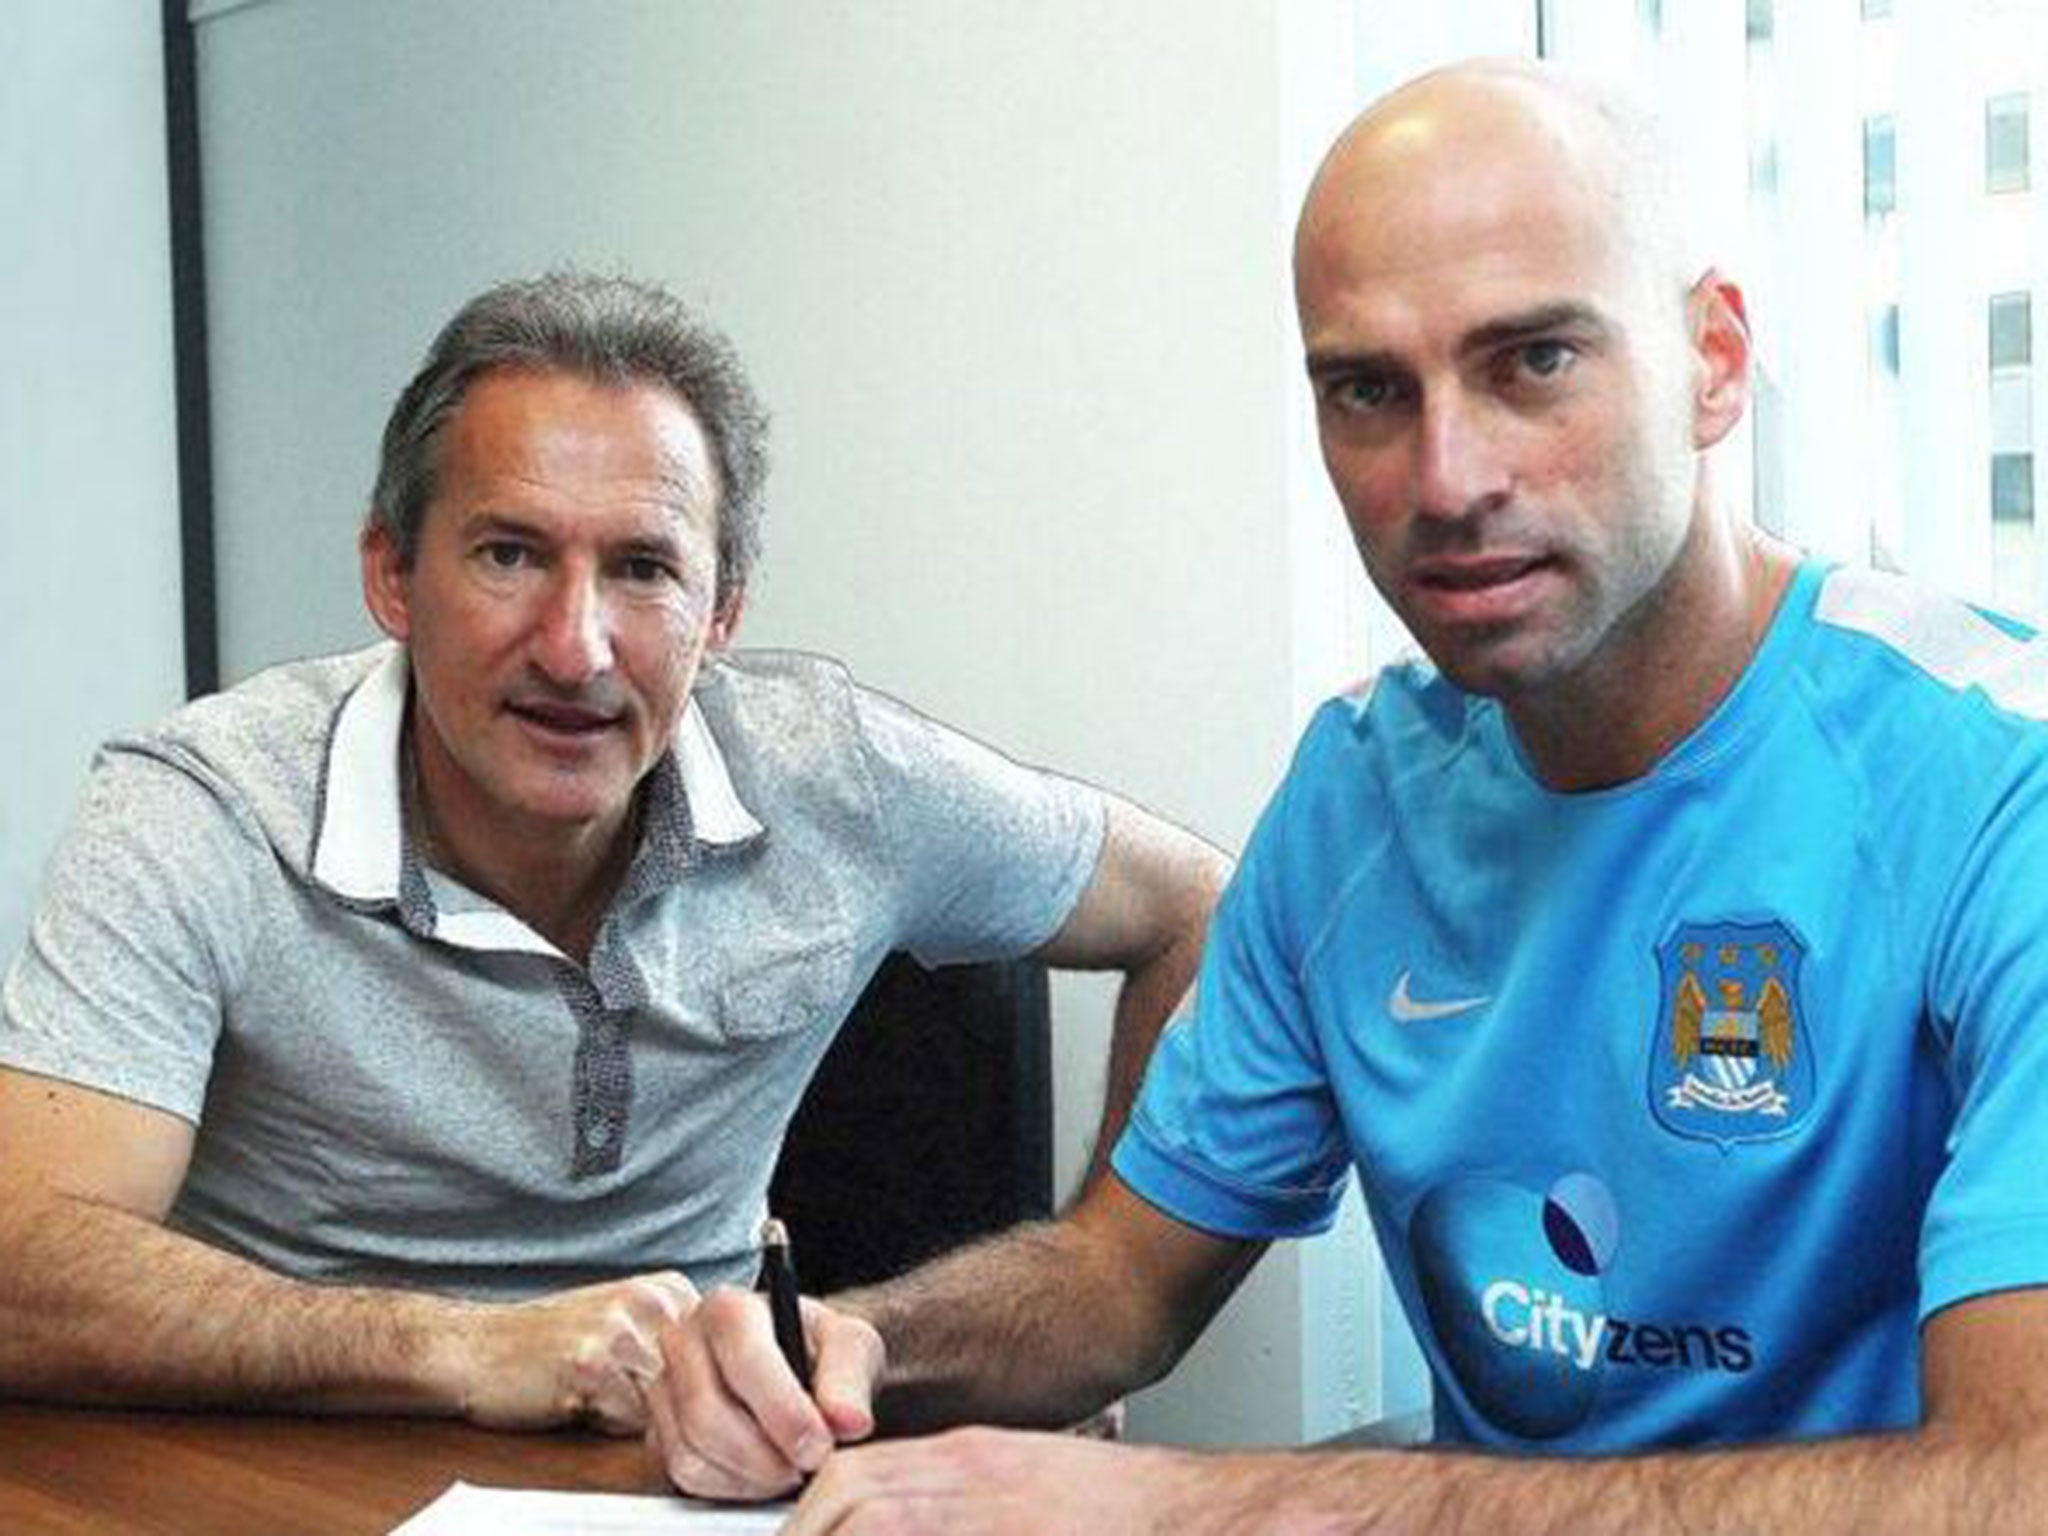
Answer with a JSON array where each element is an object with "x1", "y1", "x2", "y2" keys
[{"x1": 564, "y1": 966, "x2": 631, "y2": 1179}]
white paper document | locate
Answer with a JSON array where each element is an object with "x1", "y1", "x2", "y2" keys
[{"x1": 390, "y1": 1479, "x2": 789, "y2": 1534}]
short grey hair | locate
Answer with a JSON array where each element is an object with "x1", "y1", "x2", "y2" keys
[{"x1": 367, "y1": 271, "x2": 769, "y2": 605}]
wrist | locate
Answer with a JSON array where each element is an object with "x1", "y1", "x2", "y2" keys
[{"x1": 415, "y1": 1294, "x2": 494, "y2": 1420}]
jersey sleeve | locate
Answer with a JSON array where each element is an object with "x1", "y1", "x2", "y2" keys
[
  {"x1": 852, "y1": 685, "x2": 1106, "y2": 968},
  {"x1": 1112, "y1": 707, "x2": 1353, "y2": 1240},
  {"x1": 1918, "y1": 736, "x2": 2048, "y2": 1319},
  {"x1": 1, "y1": 746, "x2": 262, "y2": 1123}
]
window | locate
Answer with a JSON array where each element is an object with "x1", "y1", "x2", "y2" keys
[
  {"x1": 1991, "y1": 293, "x2": 2033, "y2": 371},
  {"x1": 1987, "y1": 93, "x2": 2030, "y2": 193},
  {"x1": 1864, "y1": 115, "x2": 1897, "y2": 217},
  {"x1": 1993, "y1": 454, "x2": 2036, "y2": 525},
  {"x1": 1874, "y1": 304, "x2": 1902, "y2": 376},
  {"x1": 1536, "y1": 0, "x2": 2048, "y2": 621}
]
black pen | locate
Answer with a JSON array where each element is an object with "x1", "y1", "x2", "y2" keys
[{"x1": 759, "y1": 1216, "x2": 814, "y2": 1393}]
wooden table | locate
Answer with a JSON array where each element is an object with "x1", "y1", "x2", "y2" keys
[{"x1": 0, "y1": 1402, "x2": 668, "y2": 1534}]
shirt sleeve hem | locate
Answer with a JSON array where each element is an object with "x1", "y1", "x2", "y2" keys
[
  {"x1": 1919, "y1": 1222, "x2": 2048, "y2": 1322},
  {"x1": 0, "y1": 1049, "x2": 205, "y2": 1127},
  {"x1": 1111, "y1": 1119, "x2": 1341, "y2": 1241},
  {"x1": 904, "y1": 779, "x2": 1108, "y2": 968},
  {"x1": 1026, "y1": 784, "x2": 1109, "y2": 952}
]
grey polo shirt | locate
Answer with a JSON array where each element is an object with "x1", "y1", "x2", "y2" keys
[{"x1": 1, "y1": 642, "x2": 1103, "y2": 1299}]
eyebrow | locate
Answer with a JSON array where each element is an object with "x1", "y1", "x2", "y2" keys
[
  {"x1": 1304, "y1": 346, "x2": 1398, "y2": 384},
  {"x1": 456, "y1": 511, "x2": 688, "y2": 557},
  {"x1": 612, "y1": 530, "x2": 687, "y2": 561},
  {"x1": 457, "y1": 511, "x2": 547, "y2": 540},
  {"x1": 1457, "y1": 302, "x2": 1613, "y2": 356},
  {"x1": 1303, "y1": 301, "x2": 1616, "y2": 381}
]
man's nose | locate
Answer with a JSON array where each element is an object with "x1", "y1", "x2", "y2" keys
[
  {"x1": 1413, "y1": 389, "x2": 1512, "y2": 522},
  {"x1": 531, "y1": 566, "x2": 613, "y2": 685}
]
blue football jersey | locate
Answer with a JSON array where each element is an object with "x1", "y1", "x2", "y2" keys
[{"x1": 1116, "y1": 560, "x2": 2048, "y2": 1449}]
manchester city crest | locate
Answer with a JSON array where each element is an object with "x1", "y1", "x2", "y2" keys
[{"x1": 1650, "y1": 919, "x2": 1815, "y2": 1145}]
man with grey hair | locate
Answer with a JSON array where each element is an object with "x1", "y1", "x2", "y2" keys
[
  {"x1": 650, "y1": 59, "x2": 2048, "y2": 1532},
  {"x1": 0, "y1": 272, "x2": 1226, "y2": 1431}
]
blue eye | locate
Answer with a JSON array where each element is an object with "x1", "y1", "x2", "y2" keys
[
  {"x1": 1329, "y1": 373, "x2": 1402, "y2": 414},
  {"x1": 1517, "y1": 340, "x2": 1576, "y2": 379}
]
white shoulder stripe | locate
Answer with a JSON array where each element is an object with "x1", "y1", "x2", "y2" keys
[
  {"x1": 1340, "y1": 672, "x2": 1380, "y2": 716},
  {"x1": 1814, "y1": 567, "x2": 2048, "y2": 721}
]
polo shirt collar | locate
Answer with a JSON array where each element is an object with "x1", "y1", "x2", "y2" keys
[
  {"x1": 309, "y1": 645, "x2": 764, "y2": 909},
  {"x1": 673, "y1": 693, "x2": 763, "y2": 847}
]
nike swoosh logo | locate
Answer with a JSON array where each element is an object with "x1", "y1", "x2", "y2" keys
[{"x1": 1388, "y1": 970, "x2": 1491, "y2": 1023}]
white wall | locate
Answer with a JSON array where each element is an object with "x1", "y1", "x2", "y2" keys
[
  {"x1": 1, "y1": 3, "x2": 185, "y2": 957},
  {"x1": 192, "y1": 0, "x2": 1388, "y2": 1446}
]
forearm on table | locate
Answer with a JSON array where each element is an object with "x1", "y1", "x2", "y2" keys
[
  {"x1": 0, "y1": 1191, "x2": 472, "y2": 1415},
  {"x1": 1172, "y1": 1423, "x2": 2039, "y2": 1536}
]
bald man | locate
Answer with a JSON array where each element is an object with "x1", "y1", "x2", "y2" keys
[{"x1": 643, "y1": 59, "x2": 2048, "y2": 1531}]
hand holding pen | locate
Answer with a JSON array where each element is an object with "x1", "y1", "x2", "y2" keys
[{"x1": 644, "y1": 1216, "x2": 887, "y2": 1501}]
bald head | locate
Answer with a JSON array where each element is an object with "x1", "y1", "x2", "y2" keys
[{"x1": 1296, "y1": 59, "x2": 1692, "y2": 331}]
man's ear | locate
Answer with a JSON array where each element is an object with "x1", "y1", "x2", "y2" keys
[
  {"x1": 1689, "y1": 269, "x2": 1752, "y2": 452},
  {"x1": 708, "y1": 586, "x2": 745, "y2": 652},
  {"x1": 361, "y1": 522, "x2": 413, "y2": 643}
]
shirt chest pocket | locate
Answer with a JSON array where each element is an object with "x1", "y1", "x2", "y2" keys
[{"x1": 715, "y1": 936, "x2": 859, "y2": 1040}]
